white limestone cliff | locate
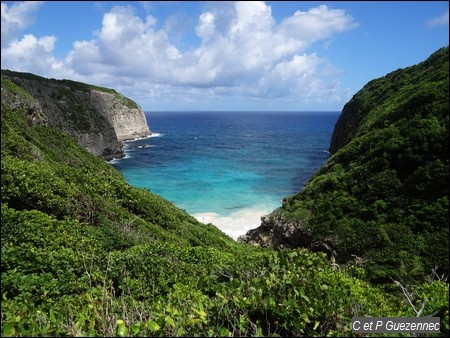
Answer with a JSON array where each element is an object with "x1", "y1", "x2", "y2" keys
[{"x1": 2, "y1": 70, "x2": 151, "y2": 160}]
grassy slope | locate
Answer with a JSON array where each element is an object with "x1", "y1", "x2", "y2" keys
[
  {"x1": 1, "y1": 69, "x2": 138, "y2": 110},
  {"x1": 276, "y1": 47, "x2": 449, "y2": 282},
  {"x1": 1, "y1": 71, "x2": 448, "y2": 336}
]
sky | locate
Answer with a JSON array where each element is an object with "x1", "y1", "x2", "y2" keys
[{"x1": 1, "y1": 1, "x2": 448, "y2": 112}]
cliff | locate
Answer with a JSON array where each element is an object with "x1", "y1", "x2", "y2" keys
[
  {"x1": 239, "y1": 46, "x2": 449, "y2": 282},
  {"x1": 330, "y1": 47, "x2": 449, "y2": 154},
  {"x1": 1, "y1": 70, "x2": 151, "y2": 160}
]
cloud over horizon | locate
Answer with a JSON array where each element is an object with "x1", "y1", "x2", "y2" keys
[{"x1": 1, "y1": 1, "x2": 358, "y2": 110}]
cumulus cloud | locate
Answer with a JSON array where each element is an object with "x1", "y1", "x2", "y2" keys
[
  {"x1": 196, "y1": 12, "x2": 215, "y2": 40},
  {"x1": 279, "y1": 5, "x2": 357, "y2": 41},
  {"x1": 1, "y1": 1, "x2": 64, "y2": 75},
  {"x1": 1, "y1": 33, "x2": 64, "y2": 74},
  {"x1": 1, "y1": 1, "x2": 358, "y2": 109},
  {"x1": 426, "y1": 9, "x2": 449, "y2": 27},
  {"x1": 1, "y1": 1, "x2": 43, "y2": 47}
]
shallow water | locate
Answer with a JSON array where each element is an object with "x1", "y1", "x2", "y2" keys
[{"x1": 111, "y1": 111, "x2": 339, "y2": 239}]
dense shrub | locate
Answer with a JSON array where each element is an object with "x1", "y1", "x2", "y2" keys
[
  {"x1": 2, "y1": 50, "x2": 449, "y2": 336},
  {"x1": 277, "y1": 47, "x2": 449, "y2": 282}
]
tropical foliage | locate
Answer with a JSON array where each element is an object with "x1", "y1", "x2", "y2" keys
[
  {"x1": 1, "y1": 48, "x2": 448, "y2": 337},
  {"x1": 274, "y1": 46, "x2": 449, "y2": 284}
]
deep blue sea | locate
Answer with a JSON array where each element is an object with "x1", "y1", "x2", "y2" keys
[{"x1": 111, "y1": 111, "x2": 339, "y2": 239}]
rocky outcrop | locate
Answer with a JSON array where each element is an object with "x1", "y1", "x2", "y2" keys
[
  {"x1": 238, "y1": 213, "x2": 337, "y2": 257},
  {"x1": 1, "y1": 70, "x2": 151, "y2": 160},
  {"x1": 87, "y1": 90, "x2": 151, "y2": 142},
  {"x1": 1, "y1": 77, "x2": 48, "y2": 127}
]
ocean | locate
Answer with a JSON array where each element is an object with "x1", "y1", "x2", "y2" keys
[{"x1": 110, "y1": 111, "x2": 339, "y2": 239}]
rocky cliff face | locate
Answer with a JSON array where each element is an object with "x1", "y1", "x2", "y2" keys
[
  {"x1": 1, "y1": 70, "x2": 151, "y2": 160},
  {"x1": 328, "y1": 73, "x2": 402, "y2": 154},
  {"x1": 87, "y1": 90, "x2": 151, "y2": 142},
  {"x1": 237, "y1": 213, "x2": 337, "y2": 257},
  {"x1": 328, "y1": 97, "x2": 363, "y2": 154},
  {"x1": 1, "y1": 77, "x2": 48, "y2": 127}
]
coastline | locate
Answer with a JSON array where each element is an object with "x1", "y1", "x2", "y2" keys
[
  {"x1": 192, "y1": 204, "x2": 275, "y2": 240},
  {"x1": 107, "y1": 132, "x2": 163, "y2": 164},
  {"x1": 123, "y1": 132, "x2": 164, "y2": 143},
  {"x1": 110, "y1": 112, "x2": 337, "y2": 240}
]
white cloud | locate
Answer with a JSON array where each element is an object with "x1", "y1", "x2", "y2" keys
[
  {"x1": 427, "y1": 9, "x2": 449, "y2": 27},
  {"x1": 230, "y1": 1, "x2": 274, "y2": 34},
  {"x1": 196, "y1": 12, "x2": 215, "y2": 40},
  {"x1": 1, "y1": 34, "x2": 64, "y2": 74},
  {"x1": 279, "y1": 5, "x2": 358, "y2": 42},
  {"x1": 1, "y1": 1, "x2": 43, "y2": 47},
  {"x1": 0, "y1": 1, "x2": 65, "y2": 76},
  {"x1": 1, "y1": 1, "x2": 358, "y2": 110}
]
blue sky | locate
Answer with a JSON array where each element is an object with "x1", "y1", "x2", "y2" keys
[{"x1": 1, "y1": 1, "x2": 448, "y2": 111}]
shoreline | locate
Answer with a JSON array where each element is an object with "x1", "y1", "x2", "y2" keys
[
  {"x1": 192, "y1": 205, "x2": 275, "y2": 240},
  {"x1": 123, "y1": 132, "x2": 164, "y2": 143},
  {"x1": 107, "y1": 132, "x2": 163, "y2": 164}
]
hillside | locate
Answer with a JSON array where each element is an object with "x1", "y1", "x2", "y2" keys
[
  {"x1": 1, "y1": 70, "x2": 151, "y2": 160},
  {"x1": 1, "y1": 67, "x2": 448, "y2": 336},
  {"x1": 239, "y1": 47, "x2": 449, "y2": 283}
]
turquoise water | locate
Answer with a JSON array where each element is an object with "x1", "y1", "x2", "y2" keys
[{"x1": 111, "y1": 111, "x2": 339, "y2": 239}]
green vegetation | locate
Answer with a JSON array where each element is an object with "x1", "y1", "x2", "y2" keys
[
  {"x1": 2, "y1": 70, "x2": 138, "y2": 135},
  {"x1": 276, "y1": 47, "x2": 449, "y2": 284},
  {"x1": 1, "y1": 77, "x2": 35, "y2": 101},
  {"x1": 1, "y1": 49, "x2": 449, "y2": 337},
  {"x1": 1, "y1": 69, "x2": 138, "y2": 109}
]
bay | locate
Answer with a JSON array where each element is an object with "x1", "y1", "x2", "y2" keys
[{"x1": 111, "y1": 111, "x2": 339, "y2": 239}]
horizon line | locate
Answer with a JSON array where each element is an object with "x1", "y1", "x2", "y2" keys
[{"x1": 143, "y1": 110, "x2": 342, "y2": 113}]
